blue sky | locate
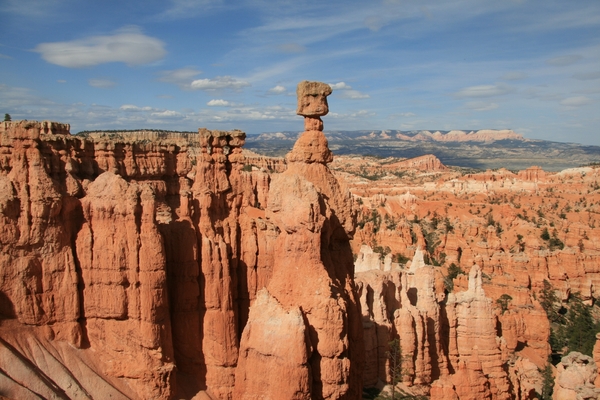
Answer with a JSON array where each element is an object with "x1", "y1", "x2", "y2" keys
[{"x1": 1, "y1": 0, "x2": 599, "y2": 145}]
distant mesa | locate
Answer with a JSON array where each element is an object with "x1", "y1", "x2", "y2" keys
[
  {"x1": 254, "y1": 129, "x2": 524, "y2": 143},
  {"x1": 385, "y1": 154, "x2": 447, "y2": 171},
  {"x1": 351, "y1": 129, "x2": 525, "y2": 142},
  {"x1": 246, "y1": 128, "x2": 600, "y2": 171}
]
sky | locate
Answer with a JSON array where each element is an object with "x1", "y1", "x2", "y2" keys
[{"x1": 1, "y1": 0, "x2": 599, "y2": 145}]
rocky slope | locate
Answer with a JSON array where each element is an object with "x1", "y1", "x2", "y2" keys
[{"x1": 339, "y1": 153, "x2": 600, "y2": 398}]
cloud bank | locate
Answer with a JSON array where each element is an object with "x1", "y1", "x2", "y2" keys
[{"x1": 35, "y1": 27, "x2": 166, "y2": 68}]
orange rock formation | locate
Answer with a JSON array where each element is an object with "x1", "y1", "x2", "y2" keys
[
  {"x1": 0, "y1": 82, "x2": 363, "y2": 399},
  {"x1": 234, "y1": 80, "x2": 363, "y2": 399},
  {"x1": 343, "y1": 152, "x2": 600, "y2": 398},
  {"x1": 2, "y1": 86, "x2": 600, "y2": 399}
]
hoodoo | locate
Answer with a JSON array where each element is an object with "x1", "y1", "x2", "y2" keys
[
  {"x1": 234, "y1": 80, "x2": 364, "y2": 399},
  {"x1": 0, "y1": 83, "x2": 364, "y2": 399}
]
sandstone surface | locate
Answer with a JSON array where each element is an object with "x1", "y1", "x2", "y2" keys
[
  {"x1": 0, "y1": 82, "x2": 364, "y2": 399},
  {"x1": 554, "y1": 352, "x2": 600, "y2": 400}
]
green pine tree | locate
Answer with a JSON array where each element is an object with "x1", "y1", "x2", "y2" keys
[
  {"x1": 386, "y1": 338, "x2": 402, "y2": 400},
  {"x1": 565, "y1": 294, "x2": 598, "y2": 356},
  {"x1": 540, "y1": 363, "x2": 554, "y2": 400}
]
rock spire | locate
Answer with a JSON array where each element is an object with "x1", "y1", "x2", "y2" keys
[{"x1": 234, "y1": 81, "x2": 364, "y2": 399}]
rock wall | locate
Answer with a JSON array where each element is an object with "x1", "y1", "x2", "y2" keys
[
  {"x1": 0, "y1": 112, "x2": 362, "y2": 399},
  {"x1": 356, "y1": 260, "x2": 550, "y2": 399}
]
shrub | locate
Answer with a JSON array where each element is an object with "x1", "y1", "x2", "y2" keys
[
  {"x1": 496, "y1": 294, "x2": 513, "y2": 314},
  {"x1": 444, "y1": 263, "x2": 465, "y2": 292},
  {"x1": 540, "y1": 228, "x2": 550, "y2": 241},
  {"x1": 393, "y1": 253, "x2": 410, "y2": 264}
]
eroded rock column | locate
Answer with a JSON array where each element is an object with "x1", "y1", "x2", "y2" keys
[{"x1": 234, "y1": 81, "x2": 364, "y2": 399}]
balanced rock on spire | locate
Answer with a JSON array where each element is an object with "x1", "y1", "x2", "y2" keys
[{"x1": 287, "y1": 81, "x2": 334, "y2": 164}]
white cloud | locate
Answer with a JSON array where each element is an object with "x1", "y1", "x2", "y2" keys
[
  {"x1": 57, "y1": 80, "x2": 66, "y2": 84},
  {"x1": 34, "y1": 27, "x2": 166, "y2": 68},
  {"x1": 190, "y1": 76, "x2": 250, "y2": 91},
  {"x1": 501, "y1": 72, "x2": 528, "y2": 81},
  {"x1": 455, "y1": 83, "x2": 513, "y2": 98},
  {"x1": 560, "y1": 96, "x2": 593, "y2": 107},
  {"x1": 120, "y1": 104, "x2": 183, "y2": 118},
  {"x1": 207, "y1": 99, "x2": 232, "y2": 106},
  {"x1": 465, "y1": 101, "x2": 499, "y2": 111},
  {"x1": 329, "y1": 82, "x2": 368, "y2": 99},
  {"x1": 268, "y1": 85, "x2": 287, "y2": 94},
  {"x1": 151, "y1": 110, "x2": 181, "y2": 118},
  {"x1": 573, "y1": 71, "x2": 600, "y2": 80},
  {"x1": 545, "y1": 55, "x2": 583, "y2": 66},
  {"x1": 120, "y1": 104, "x2": 153, "y2": 112},
  {"x1": 88, "y1": 78, "x2": 116, "y2": 88},
  {"x1": 329, "y1": 82, "x2": 352, "y2": 90}
]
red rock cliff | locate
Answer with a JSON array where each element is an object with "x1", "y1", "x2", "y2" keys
[{"x1": 0, "y1": 82, "x2": 364, "y2": 399}]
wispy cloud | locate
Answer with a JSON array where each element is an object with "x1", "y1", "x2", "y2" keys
[
  {"x1": 159, "y1": 0, "x2": 223, "y2": 19},
  {"x1": 158, "y1": 67, "x2": 202, "y2": 89},
  {"x1": 338, "y1": 90, "x2": 370, "y2": 99},
  {"x1": 545, "y1": 55, "x2": 583, "y2": 66},
  {"x1": 88, "y1": 78, "x2": 116, "y2": 88},
  {"x1": 364, "y1": 15, "x2": 386, "y2": 32},
  {"x1": 329, "y1": 82, "x2": 352, "y2": 90},
  {"x1": 329, "y1": 109, "x2": 375, "y2": 119},
  {"x1": 573, "y1": 71, "x2": 600, "y2": 80},
  {"x1": 455, "y1": 83, "x2": 513, "y2": 98},
  {"x1": 0, "y1": 0, "x2": 63, "y2": 18},
  {"x1": 501, "y1": 71, "x2": 528, "y2": 81},
  {"x1": 120, "y1": 104, "x2": 154, "y2": 111},
  {"x1": 465, "y1": 101, "x2": 499, "y2": 111},
  {"x1": 513, "y1": 5, "x2": 600, "y2": 33},
  {"x1": 560, "y1": 96, "x2": 593, "y2": 107},
  {"x1": 277, "y1": 43, "x2": 306, "y2": 53},
  {"x1": 34, "y1": 26, "x2": 166, "y2": 68},
  {"x1": 190, "y1": 76, "x2": 250, "y2": 91},
  {"x1": 329, "y1": 82, "x2": 369, "y2": 99},
  {"x1": 118, "y1": 104, "x2": 185, "y2": 121},
  {"x1": 151, "y1": 110, "x2": 181, "y2": 118}
]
